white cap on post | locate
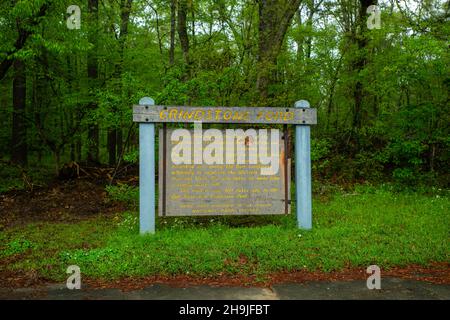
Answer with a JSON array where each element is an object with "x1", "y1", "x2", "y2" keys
[
  {"x1": 139, "y1": 97, "x2": 155, "y2": 105},
  {"x1": 295, "y1": 100, "x2": 310, "y2": 109}
]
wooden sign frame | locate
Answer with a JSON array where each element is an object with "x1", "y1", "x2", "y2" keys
[{"x1": 133, "y1": 105, "x2": 317, "y2": 125}]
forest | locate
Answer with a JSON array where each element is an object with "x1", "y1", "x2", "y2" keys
[
  {"x1": 0, "y1": 1, "x2": 449, "y2": 294},
  {"x1": 0, "y1": 0, "x2": 449, "y2": 190}
]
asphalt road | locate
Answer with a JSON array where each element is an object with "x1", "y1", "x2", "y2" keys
[{"x1": 1, "y1": 277, "x2": 449, "y2": 300}]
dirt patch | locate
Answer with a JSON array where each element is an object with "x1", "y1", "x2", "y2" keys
[
  {"x1": 80, "y1": 263, "x2": 450, "y2": 291},
  {"x1": 0, "y1": 270, "x2": 48, "y2": 288},
  {"x1": 267, "y1": 262, "x2": 450, "y2": 285},
  {"x1": 0, "y1": 262, "x2": 416, "y2": 291},
  {"x1": 0, "y1": 177, "x2": 126, "y2": 230}
]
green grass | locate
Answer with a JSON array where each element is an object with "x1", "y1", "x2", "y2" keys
[{"x1": 1, "y1": 186, "x2": 448, "y2": 281}]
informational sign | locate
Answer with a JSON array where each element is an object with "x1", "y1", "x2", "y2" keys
[
  {"x1": 133, "y1": 105, "x2": 316, "y2": 125},
  {"x1": 158, "y1": 127, "x2": 290, "y2": 216},
  {"x1": 133, "y1": 101, "x2": 316, "y2": 233}
]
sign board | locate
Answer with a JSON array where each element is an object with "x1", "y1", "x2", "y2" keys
[
  {"x1": 158, "y1": 128, "x2": 290, "y2": 216},
  {"x1": 133, "y1": 100, "x2": 316, "y2": 233},
  {"x1": 133, "y1": 105, "x2": 317, "y2": 125}
]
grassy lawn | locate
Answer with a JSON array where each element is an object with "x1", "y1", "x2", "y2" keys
[{"x1": 0, "y1": 186, "x2": 448, "y2": 282}]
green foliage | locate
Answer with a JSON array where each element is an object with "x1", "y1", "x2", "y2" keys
[
  {"x1": 122, "y1": 150, "x2": 139, "y2": 164},
  {"x1": 311, "y1": 138, "x2": 332, "y2": 174},
  {"x1": 1, "y1": 188, "x2": 448, "y2": 279},
  {"x1": 0, "y1": 0, "x2": 449, "y2": 188},
  {"x1": 105, "y1": 184, "x2": 139, "y2": 207},
  {"x1": 311, "y1": 138, "x2": 332, "y2": 162},
  {"x1": 0, "y1": 239, "x2": 34, "y2": 258}
]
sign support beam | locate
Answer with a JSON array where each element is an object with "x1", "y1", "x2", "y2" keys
[
  {"x1": 139, "y1": 97, "x2": 156, "y2": 234},
  {"x1": 295, "y1": 100, "x2": 312, "y2": 230}
]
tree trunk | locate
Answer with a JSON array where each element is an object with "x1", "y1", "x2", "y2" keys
[
  {"x1": 118, "y1": 0, "x2": 133, "y2": 69},
  {"x1": 256, "y1": 0, "x2": 302, "y2": 104},
  {"x1": 177, "y1": 0, "x2": 190, "y2": 67},
  {"x1": 7, "y1": 4, "x2": 50, "y2": 165},
  {"x1": 108, "y1": 129, "x2": 117, "y2": 165},
  {"x1": 117, "y1": 128, "x2": 123, "y2": 161},
  {"x1": 295, "y1": 8, "x2": 304, "y2": 61},
  {"x1": 74, "y1": 55, "x2": 82, "y2": 162},
  {"x1": 169, "y1": 0, "x2": 176, "y2": 65},
  {"x1": 87, "y1": 0, "x2": 100, "y2": 164},
  {"x1": 11, "y1": 59, "x2": 27, "y2": 166},
  {"x1": 108, "y1": 0, "x2": 133, "y2": 166},
  {"x1": 305, "y1": 0, "x2": 315, "y2": 60},
  {"x1": 352, "y1": 0, "x2": 377, "y2": 129},
  {"x1": 53, "y1": 149, "x2": 61, "y2": 176},
  {"x1": 67, "y1": 55, "x2": 77, "y2": 162}
]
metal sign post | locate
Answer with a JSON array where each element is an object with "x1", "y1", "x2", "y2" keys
[
  {"x1": 138, "y1": 97, "x2": 156, "y2": 234},
  {"x1": 295, "y1": 100, "x2": 312, "y2": 230}
]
